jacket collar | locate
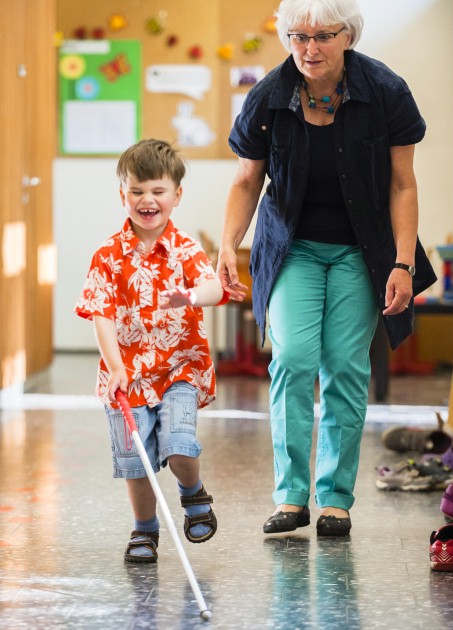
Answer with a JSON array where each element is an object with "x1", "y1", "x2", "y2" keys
[{"x1": 269, "y1": 50, "x2": 370, "y2": 110}]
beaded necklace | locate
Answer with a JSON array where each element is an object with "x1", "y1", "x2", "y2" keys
[{"x1": 301, "y1": 71, "x2": 345, "y2": 114}]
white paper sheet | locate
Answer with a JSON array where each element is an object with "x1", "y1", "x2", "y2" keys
[{"x1": 63, "y1": 101, "x2": 136, "y2": 153}]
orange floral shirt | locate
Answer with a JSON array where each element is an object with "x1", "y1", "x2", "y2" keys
[{"x1": 75, "y1": 219, "x2": 217, "y2": 409}]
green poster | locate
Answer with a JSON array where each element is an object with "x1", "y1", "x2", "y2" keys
[{"x1": 58, "y1": 40, "x2": 141, "y2": 155}]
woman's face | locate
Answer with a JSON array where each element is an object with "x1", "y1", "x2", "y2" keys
[{"x1": 287, "y1": 21, "x2": 351, "y2": 82}]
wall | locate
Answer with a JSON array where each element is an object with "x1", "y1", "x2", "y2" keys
[
  {"x1": 56, "y1": 0, "x2": 284, "y2": 159},
  {"x1": 54, "y1": 0, "x2": 453, "y2": 351}
]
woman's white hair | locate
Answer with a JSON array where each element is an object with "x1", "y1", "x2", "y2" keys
[{"x1": 275, "y1": 0, "x2": 364, "y2": 52}]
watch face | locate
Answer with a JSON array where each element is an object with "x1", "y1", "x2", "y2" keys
[{"x1": 395, "y1": 263, "x2": 416, "y2": 276}]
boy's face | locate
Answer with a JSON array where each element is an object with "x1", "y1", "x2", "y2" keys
[{"x1": 119, "y1": 173, "x2": 182, "y2": 243}]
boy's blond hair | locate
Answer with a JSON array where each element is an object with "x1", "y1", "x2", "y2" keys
[{"x1": 117, "y1": 139, "x2": 186, "y2": 187}]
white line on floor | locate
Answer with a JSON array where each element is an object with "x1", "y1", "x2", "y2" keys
[{"x1": 0, "y1": 394, "x2": 448, "y2": 425}]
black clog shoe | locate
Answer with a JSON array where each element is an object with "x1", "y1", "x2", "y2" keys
[
  {"x1": 263, "y1": 506, "x2": 310, "y2": 534},
  {"x1": 316, "y1": 514, "x2": 351, "y2": 537}
]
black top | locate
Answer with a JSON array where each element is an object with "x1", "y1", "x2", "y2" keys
[{"x1": 294, "y1": 122, "x2": 356, "y2": 245}]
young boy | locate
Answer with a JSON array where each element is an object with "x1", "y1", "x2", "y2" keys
[{"x1": 75, "y1": 138, "x2": 229, "y2": 563}]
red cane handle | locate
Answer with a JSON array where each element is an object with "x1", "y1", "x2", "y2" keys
[{"x1": 115, "y1": 390, "x2": 138, "y2": 432}]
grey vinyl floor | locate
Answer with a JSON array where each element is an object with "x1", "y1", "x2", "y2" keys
[{"x1": 0, "y1": 354, "x2": 452, "y2": 629}]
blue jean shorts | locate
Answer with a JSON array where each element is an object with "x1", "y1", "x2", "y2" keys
[{"x1": 105, "y1": 381, "x2": 201, "y2": 479}]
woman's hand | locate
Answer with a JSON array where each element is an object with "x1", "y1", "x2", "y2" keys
[
  {"x1": 217, "y1": 246, "x2": 248, "y2": 302},
  {"x1": 382, "y1": 268, "x2": 413, "y2": 315}
]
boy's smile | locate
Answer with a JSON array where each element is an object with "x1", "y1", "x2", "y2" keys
[{"x1": 120, "y1": 173, "x2": 182, "y2": 245}]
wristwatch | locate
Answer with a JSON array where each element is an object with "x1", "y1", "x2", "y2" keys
[{"x1": 394, "y1": 262, "x2": 416, "y2": 277}]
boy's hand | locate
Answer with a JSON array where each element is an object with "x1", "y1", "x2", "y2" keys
[
  {"x1": 108, "y1": 369, "x2": 128, "y2": 402},
  {"x1": 159, "y1": 287, "x2": 197, "y2": 309}
]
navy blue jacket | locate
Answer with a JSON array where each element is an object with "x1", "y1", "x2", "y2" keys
[{"x1": 229, "y1": 50, "x2": 437, "y2": 350}]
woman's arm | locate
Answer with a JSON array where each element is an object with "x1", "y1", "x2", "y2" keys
[
  {"x1": 217, "y1": 157, "x2": 267, "y2": 301},
  {"x1": 382, "y1": 144, "x2": 418, "y2": 316},
  {"x1": 93, "y1": 315, "x2": 128, "y2": 400}
]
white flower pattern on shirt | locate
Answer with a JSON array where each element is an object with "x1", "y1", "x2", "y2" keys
[{"x1": 74, "y1": 218, "x2": 217, "y2": 409}]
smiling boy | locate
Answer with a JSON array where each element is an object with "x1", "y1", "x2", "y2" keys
[{"x1": 75, "y1": 138, "x2": 228, "y2": 562}]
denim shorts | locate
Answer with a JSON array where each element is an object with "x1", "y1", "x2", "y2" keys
[{"x1": 105, "y1": 381, "x2": 201, "y2": 479}]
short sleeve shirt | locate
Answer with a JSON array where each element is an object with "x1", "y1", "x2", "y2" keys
[
  {"x1": 227, "y1": 50, "x2": 436, "y2": 350},
  {"x1": 75, "y1": 218, "x2": 217, "y2": 408}
]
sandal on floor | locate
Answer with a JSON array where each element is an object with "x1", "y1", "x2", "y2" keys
[
  {"x1": 124, "y1": 530, "x2": 159, "y2": 563},
  {"x1": 180, "y1": 485, "x2": 217, "y2": 543},
  {"x1": 316, "y1": 514, "x2": 351, "y2": 537},
  {"x1": 263, "y1": 506, "x2": 310, "y2": 534}
]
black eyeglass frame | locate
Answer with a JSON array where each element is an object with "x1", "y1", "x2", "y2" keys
[{"x1": 287, "y1": 26, "x2": 346, "y2": 44}]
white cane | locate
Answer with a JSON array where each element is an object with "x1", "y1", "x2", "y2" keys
[{"x1": 115, "y1": 390, "x2": 212, "y2": 621}]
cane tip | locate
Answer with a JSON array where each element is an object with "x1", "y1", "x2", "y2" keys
[{"x1": 200, "y1": 610, "x2": 212, "y2": 621}]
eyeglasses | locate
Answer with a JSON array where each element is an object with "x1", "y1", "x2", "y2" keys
[{"x1": 287, "y1": 27, "x2": 346, "y2": 46}]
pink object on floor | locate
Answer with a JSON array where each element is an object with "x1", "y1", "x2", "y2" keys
[{"x1": 440, "y1": 484, "x2": 453, "y2": 519}]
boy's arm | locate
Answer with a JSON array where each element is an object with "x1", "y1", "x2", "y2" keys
[
  {"x1": 93, "y1": 315, "x2": 128, "y2": 400},
  {"x1": 160, "y1": 278, "x2": 225, "y2": 309}
]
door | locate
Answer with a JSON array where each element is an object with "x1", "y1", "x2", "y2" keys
[{"x1": 0, "y1": 0, "x2": 56, "y2": 389}]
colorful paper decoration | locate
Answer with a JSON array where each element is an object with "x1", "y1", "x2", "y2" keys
[
  {"x1": 53, "y1": 31, "x2": 65, "y2": 47},
  {"x1": 75, "y1": 76, "x2": 101, "y2": 100},
  {"x1": 99, "y1": 53, "x2": 131, "y2": 82},
  {"x1": 58, "y1": 40, "x2": 141, "y2": 155},
  {"x1": 242, "y1": 35, "x2": 263, "y2": 53},
  {"x1": 262, "y1": 16, "x2": 278, "y2": 34},
  {"x1": 92, "y1": 27, "x2": 106, "y2": 40},
  {"x1": 172, "y1": 101, "x2": 215, "y2": 148},
  {"x1": 217, "y1": 43, "x2": 235, "y2": 61},
  {"x1": 109, "y1": 14, "x2": 128, "y2": 31},
  {"x1": 146, "y1": 16, "x2": 164, "y2": 34},
  {"x1": 59, "y1": 55, "x2": 86, "y2": 80},
  {"x1": 73, "y1": 27, "x2": 88, "y2": 40},
  {"x1": 166, "y1": 34, "x2": 179, "y2": 47},
  {"x1": 188, "y1": 45, "x2": 203, "y2": 60}
]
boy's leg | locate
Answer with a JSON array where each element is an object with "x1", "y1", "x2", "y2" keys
[
  {"x1": 105, "y1": 403, "x2": 160, "y2": 562},
  {"x1": 168, "y1": 453, "x2": 200, "y2": 488},
  {"x1": 125, "y1": 478, "x2": 160, "y2": 562},
  {"x1": 126, "y1": 477, "x2": 157, "y2": 520},
  {"x1": 158, "y1": 382, "x2": 217, "y2": 543}
]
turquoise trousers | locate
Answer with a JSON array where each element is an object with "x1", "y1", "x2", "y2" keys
[{"x1": 268, "y1": 240, "x2": 379, "y2": 510}]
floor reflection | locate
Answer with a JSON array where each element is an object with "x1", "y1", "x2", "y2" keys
[{"x1": 0, "y1": 355, "x2": 452, "y2": 628}]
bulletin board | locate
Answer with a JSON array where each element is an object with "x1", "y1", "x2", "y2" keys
[
  {"x1": 56, "y1": 0, "x2": 286, "y2": 158},
  {"x1": 58, "y1": 39, "x2": 141, "y2": 155}
]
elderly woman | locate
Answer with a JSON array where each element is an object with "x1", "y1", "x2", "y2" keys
[{"x1": 217, "y1": 0, "x2": 436, "y2": 536}]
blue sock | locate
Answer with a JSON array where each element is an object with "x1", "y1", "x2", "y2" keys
[
  {"x1": 178, "y1": 480, "x2": 211, "y2": 539},
  {"x1": 129, "y1": 515, "x2": 159, "y2": 558},
  {"x1": 135, "y1": 515, "x2": 159, "y2": 533}
]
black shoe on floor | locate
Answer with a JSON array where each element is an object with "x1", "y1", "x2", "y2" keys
[
  {"x1": 263, "y1": 506, "x2": 310, "y2": 534},
  {"x1": 316, "y1": 514, "x2": 351, "y2": 537}
]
